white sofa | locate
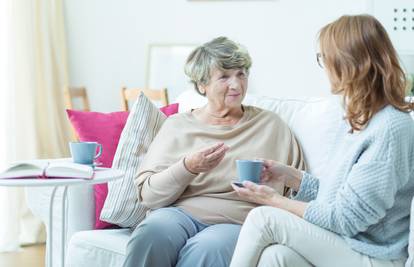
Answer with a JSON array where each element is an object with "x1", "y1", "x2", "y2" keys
[{"x1": 26, "y1": 91, "x2": 414, "y2": 267}]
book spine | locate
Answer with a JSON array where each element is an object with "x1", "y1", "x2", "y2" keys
[{"x1": 38, "y1": 162, "x2": 50, "y2": 179}]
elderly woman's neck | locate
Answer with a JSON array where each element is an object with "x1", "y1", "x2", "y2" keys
[
  {"x1": 206, "y1": 104, "x2": 244, "y2": 118},
  {"x1": 195, "y1": 105, "x2": 245, "y2": 126}
]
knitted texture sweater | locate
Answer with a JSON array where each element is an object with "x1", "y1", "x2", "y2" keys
[{"x1": 294, "y1": 105, "x2": 414, "y2": 260}]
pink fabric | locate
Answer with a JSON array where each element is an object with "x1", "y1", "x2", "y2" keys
[
  {"x1": 66, "y1": 103, "x2": 178, "y2": 229},
  {"x1": 159, "y1": 103, "x2": 179, "y2": 116},
  {"x1": 66, "y1": 110, "x2": 129, "y2": 229}
]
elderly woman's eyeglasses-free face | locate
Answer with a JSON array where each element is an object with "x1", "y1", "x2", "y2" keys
[
  {"x1": 200, "y1": 68, "x2": 248, "y2": 108},
  {"x1": 316, "y1": 53, "x2": 324, "y2": 69}
]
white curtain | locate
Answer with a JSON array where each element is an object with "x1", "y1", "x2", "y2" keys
[{"x1": 0, "y1": 0, "x2": 72, "y2": 252}]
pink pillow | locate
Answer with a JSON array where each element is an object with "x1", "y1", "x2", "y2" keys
[
  {"x1": 66, "y1": 103, "x2": 178, "y2": 229},
  {"x1": 159, "y1": 103, "x2": 179, "y2": 116}
]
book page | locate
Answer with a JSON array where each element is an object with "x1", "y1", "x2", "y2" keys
[
  {"x1": 0, "y1": 161, "x2": 48, "y2": 179},
  {"x1": 46, "y1": 162, "x2": 93, "y2": 179},
  {"x1": 2, "y1": 161, "x2": 47, "y2": 172}
]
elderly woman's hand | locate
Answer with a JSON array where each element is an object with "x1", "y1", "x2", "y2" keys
[
  {"x1": 231, "y1": 181, "x2": 283, "y2": 206},
  {"x1": 260, "y1": 160, "x2": 303, "y2": 192},
  {"x1": 184, "y1": 142, "x2": 229, "y2": 174}
]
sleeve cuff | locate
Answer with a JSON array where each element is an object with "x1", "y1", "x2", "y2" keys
[
  {"x1": 290, "y1": 171, "x2": 319, "y2": 202},
  {"x1": 168, "y1": 158, "x2": 198, "y2": 186}
]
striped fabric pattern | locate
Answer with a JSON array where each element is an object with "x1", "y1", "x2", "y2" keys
[{"x1": 100, "y1": 93, "x2": 166, "y2": 228}]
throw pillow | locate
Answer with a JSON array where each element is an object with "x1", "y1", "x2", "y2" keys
[
  {"x1": 159, "y1": 103, "x2": 179, "y2": 116},
  {"x1": 66, "y1": 110, "x2": 129, "y2": 229},
  {"x1": 66, "y1": 101, "x2": 178, "y2": 229},
  {"x1": 100, "y1": 93, "x2": 168, "y2": 228}
]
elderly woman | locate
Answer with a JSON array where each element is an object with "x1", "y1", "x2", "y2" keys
[
  {"x1": 230, "y1": 15, "x2": 414, "y2": 267},
  {"x1": 122, "y1": 37, "x2": 305, "y2": 267}
]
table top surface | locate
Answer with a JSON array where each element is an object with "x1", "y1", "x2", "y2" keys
[{"x1": 0, "y1": 166, "x2": 124, "y2": 187}]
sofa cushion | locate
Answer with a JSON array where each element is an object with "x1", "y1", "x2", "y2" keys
[
  {"x1": 100, "y1": 93, "x2": 168, "y2": 228},
  {"x1": 66, "y1": 229, "x2": 129, "y2": 267},
  {"x1": 243, "y1": 95, "x2": 345, "y2": 179}
]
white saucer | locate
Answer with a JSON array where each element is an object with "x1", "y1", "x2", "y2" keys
[
  {"x1": 88, "y1": 162, "x2": 103, "y2": 169},
  {"x1": 73, "y1": 162, "x2": 103, "y2": 168},
  {"x1": 231, "y1": 178, "x2": 260, "y2": 184}
]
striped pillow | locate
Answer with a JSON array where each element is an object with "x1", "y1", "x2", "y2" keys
[{"x1": 100, "y1": 93, "x2": 166, "y2": 228}]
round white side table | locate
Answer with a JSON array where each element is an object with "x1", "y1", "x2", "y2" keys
[{"x1": 0, "y1": 164, "x2": 124, "y2": 267}]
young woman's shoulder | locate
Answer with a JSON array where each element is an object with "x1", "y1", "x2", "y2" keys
[{"x1": 371, "y1": 105, "x2": 414, "y2": 138}]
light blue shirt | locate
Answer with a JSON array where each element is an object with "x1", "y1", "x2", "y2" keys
[{"x1": 293, "y1": 105, "x2": 414, "y2": 260}]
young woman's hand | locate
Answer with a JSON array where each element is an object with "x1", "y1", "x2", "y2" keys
[
  {"x1": 231, "y1": 181, "x2": 283, "y2": 206},
  {"x1": 184, "y1": 143, "x2": 229, "y2": 174},
  {"x1": 260, "y1": 159, "x2": 303, "y2": 192}
]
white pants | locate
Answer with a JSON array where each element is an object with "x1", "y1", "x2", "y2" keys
[{"x1": 230, "y1": 206, "x2": 405, "y2": 267}]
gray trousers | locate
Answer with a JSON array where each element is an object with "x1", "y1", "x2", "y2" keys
[{"x1": 122, "y1": 207, "x2": 241, "y2": 267}]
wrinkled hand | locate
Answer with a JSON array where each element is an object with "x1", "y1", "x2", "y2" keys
[
  {"x1": 184, "y1": 142, "x2": 229, "y2": 174},
  {"x1": 231, "y1": 181, "x2": 282, "y2": 206},
  {"x1": 260, "y1": 159, "x2": 302, "y2": 191}
]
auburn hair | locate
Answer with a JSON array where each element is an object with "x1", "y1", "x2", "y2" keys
[{"x1": 319, "y1": 15, "x2": 413, "y2": 132}]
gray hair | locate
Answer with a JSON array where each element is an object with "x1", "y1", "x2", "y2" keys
[{"x1": 184, "y1": 37, "x2": 252, "y2": 95}]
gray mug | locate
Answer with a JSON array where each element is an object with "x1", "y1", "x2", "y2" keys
[
  {"x1": 69, "y1": 141, "x2": 102, "y2": 165},
  {"x1": 236, "y1": 160, "x2": 263, "y2": 184}
]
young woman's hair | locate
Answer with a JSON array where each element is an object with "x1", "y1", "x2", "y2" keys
[
  {"x1": 319, "y1": 14, "x2": 413, "y2": 131},
  {"x1": 184, "y1": 36, "x2": 252, "y2": 96}
]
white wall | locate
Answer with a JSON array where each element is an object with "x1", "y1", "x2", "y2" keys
[{"x1": 63, "y1": 0, "x2": 371, "y2": 112}]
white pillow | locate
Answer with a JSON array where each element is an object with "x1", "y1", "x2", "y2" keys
[
  {"x1": 243, "y1": 95, "x2": 345, "y2": 179},
  {"x1": 175, "y1": 89, "x2": 206, "y2": 112},
  {"x1": 100, "y1": 93, "x2": 166, "y2": 228}
]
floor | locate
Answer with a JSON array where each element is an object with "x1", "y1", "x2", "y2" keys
[{"x1": 0, "y1": 244, "x2": 45, "y2": 267}]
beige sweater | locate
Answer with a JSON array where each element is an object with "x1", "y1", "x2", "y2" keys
[{"x1": 135, "y1": 106, "x2": 305, "y2": 224}]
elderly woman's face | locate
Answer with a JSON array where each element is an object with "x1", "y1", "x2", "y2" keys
[{"x1": 200, "y1": 68, "x2": 248, "y2": 109}]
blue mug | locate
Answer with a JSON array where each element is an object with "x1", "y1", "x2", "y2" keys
[
  {"x1": 69, "y1": 141, "x2": 103, "y2": 165},
  {"x1": 236, "y1": 160, "x2": 263, "y2": 184}
]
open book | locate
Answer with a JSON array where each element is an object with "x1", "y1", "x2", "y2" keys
[{"x1": 0, "y1": 160, "x2": 94, "y2": 179}]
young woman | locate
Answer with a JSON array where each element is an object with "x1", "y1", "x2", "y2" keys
[{"x1": 231, "y1": 15, "x2": 414, "y2": 267}]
